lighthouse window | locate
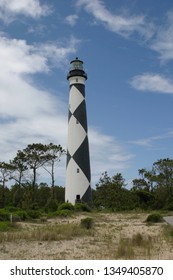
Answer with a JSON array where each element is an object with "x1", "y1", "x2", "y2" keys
[
  {"x1": 76, "y1": 78, "x2": 78, "y2": 82},
  {"x1": 77, "y1": 168, "x2": 80, "y2": 173}
]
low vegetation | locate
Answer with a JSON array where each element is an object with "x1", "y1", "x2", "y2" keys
[
  {"x1": 146, "y1": 213, "x2": 164, "y2": 223},
  {"x1": 0, "y1": 210, "x2": 173, "y2": 259}
]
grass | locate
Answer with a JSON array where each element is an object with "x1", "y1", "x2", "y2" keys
[
  {"x1": 116, "y1": 233, "x2": 153, "y2": 259},
  {"x1": 0, "y1": 221, "x2": 18, "y2": 232},
  {"x1": 163, "y1": 224, "x2": 173, "y2": 241},
  {"x1": 0, "y1": 222, "x2": 94, "y2": 243},
  {"x1": 1, "y1": 211, "x2": 173, "y2": 259}
]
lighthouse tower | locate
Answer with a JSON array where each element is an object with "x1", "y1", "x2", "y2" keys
[{"x1": 65, "y1": 58, "x2": 92, "y2": 205}]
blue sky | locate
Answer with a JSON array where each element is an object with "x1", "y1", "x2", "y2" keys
[{"x1": 0, "y1": 0, "x2": 173, "y2": 188}]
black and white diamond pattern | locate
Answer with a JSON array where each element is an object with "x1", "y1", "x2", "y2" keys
[{"x1": 66, "y1": 83, "x2": 92, "y2": 205}]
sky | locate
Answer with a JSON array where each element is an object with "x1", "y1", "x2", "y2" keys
[{"x1": 0, "y1": 0, "x2": 173, "y2": 188}]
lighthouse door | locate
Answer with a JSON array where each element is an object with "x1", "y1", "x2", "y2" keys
[{"x1": 76, "y1": 194, "x2": 81, "y2": 203}]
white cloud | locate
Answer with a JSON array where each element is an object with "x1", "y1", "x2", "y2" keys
[
  {"x1": 89, "y1": 129, "x2": 134, "y2": 183},
  {"x1": 130, "y1": 73, "x2": 173, "y2": 94},
  {"x1": 0, "y1": 36, "x2": 80, "y2": 76},
  {"x1": 37, "y1": 36, "x2": 81, "y2": 68},
  {"x1": 76, "y1": 0, "x2": 154, "y2": 39},
  {"x1": 0, "y1": 37, "x2": 48, "y2": 75},
  {"x1": 129, "y1": 132, "x2": 173, "y2": 148},
  {"x1": 0, "y1": 0, "x2": 51, "y2": 23},
  {"x1": 0, "y1": 34, "x2": 133, "y2": 186},
  {"x1": 0, "y1": 35, "x2": 78, "y2": 155},
  {"x1": 65, "y1": 14, "x2": 78, "y2": 26},
  {"x1": 150, "y1": 12, "x2": 173, "y2": 62}
]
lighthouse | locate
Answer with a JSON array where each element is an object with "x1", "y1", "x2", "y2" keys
[{"x1": 65, "y1": 58, "x2": 92, "y2": 205}]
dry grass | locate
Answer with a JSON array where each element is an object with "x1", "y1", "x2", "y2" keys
[
  {"x1": 0, "y1": 223, "x2": 93, "y2": 243},
  {"x1": 0, "y1": 211, "x2": 173, "y2": 259}
]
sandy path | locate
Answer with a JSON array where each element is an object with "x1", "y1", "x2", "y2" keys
[{"x1": 163, "y1": 216, "x2": 173, "y2": 226}]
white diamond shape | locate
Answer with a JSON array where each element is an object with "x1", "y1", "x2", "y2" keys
[
  {"x1": 67, "y1": 115, "x2": 86, "y2": 156},
  {"x1": 69, "y1": 85, "x2": 84, "y2": 114}
]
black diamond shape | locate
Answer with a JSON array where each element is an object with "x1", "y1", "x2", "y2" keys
[
  {"x1": 74, "y1": 84, "x2": 85, "y2": 97},
  {"x1": 73, "y1": 136, "x2": 91, "y2": 181},
  {"x1": 81, "y1": 185, "x2": 92, "y2": 205},
  {"x1": 73, "y1": 100, "x2": 88, "y2": 132}
]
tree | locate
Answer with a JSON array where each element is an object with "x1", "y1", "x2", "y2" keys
[
  {"x1": 10, "y1": 151, "x2": 29, "y2": 187},
  {"x1": 17, "y1": 143, "x2": 52, "y2": 202},
  {"x1": 95, "y1": 171, "x2": 111, "y2": 188},
  {"x1": 132, "y1": 158, "x2": 173, "y2": 209},
  {"x1": 112, "y1": 173, "x2": 126, "y2": 189},
  {"x1": 152, "y1": 158, "x2": 173, "y2": 209},
  {"x1": 43, "y1": 143, "x2": 66, "y2": 196},
  {"x1": 0, "y1": 162, "x2": 14, "y2": 208},
  {"x1": 153, "y1": 158, "x2": 173, "y2": 194},
  {"x1": 94, "y1": 172, "x2": 135, "y2": 210}
]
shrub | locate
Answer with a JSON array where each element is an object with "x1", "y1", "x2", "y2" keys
[
  {"x1": 0, "y1": 221, "x2": 17, "y2": 231},
  {"x1": 58, "y1": 202, "x2": 74, "y2": 211},
  {"x1": 80, "y1": 217, "x2": 93, "y2": 229},
  {"x1": 27, "y1": 210, "x2": 41, "y2": 219},
  {"x1": 146, "y1": 213, "x2": 163, "y2": 223},
  {"x1": 14, "y1": 211, "x2": 28, "y2": 221},
  {"x1": 5, "y1": 206, "x2": 19, "y2": 212},
  {"x1": 74, "y1": 203, "x2": 91, "y2": 212},
  {"x1": 0, "y1": 209, "x2": 10, "y2": 221},
  {"x1": 46, "y1": 199, "x2": 58, "y2": 212},
  {"x1": 56, "y1": 209, "x2": 72, "y2": 217}
]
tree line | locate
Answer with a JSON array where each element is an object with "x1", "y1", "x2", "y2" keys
[
  {"x1": 0, "y1": 143, "x2": 65, "y2": 210},
  {"x1": 93, "y1": 158, "x2": 173, "y2": 211},
  {"x1": 0, "y1": 142, "x2": 173, "y2": 212}
]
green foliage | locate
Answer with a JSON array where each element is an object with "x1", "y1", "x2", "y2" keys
[
  {"x1": 56, "y1": 209, "x2": 72, "y2": 217},
  {"x1": 74, "y1": 203, "x2": 91, "y2": 212},
  {"x1": 46, "y1": 198, "x2": 58, "y2": 212},
  {"x1": 0, "y1": 209, "x2": 10, "y2": 221},
  {"x1": 14, "y1": 210, "x2": 28, "y2": 221},
  {"x1": 58, "y1": 202, "x2": 74, "y2": 211},
  {"x1": 146, "y1": 213, "x2": 163, "y2": 223},
  {"x1": 5, "y1": 206, "x2": 19, "y2": 212},
  {"x1": 94, "y1": 173, "x2": 138, "y2": 211},
  {"x1": 27, "y1": 210, "x2": 41, "y2": 219},
  {"x1": 1, "y1": 151, "x2": 173, "y2": 212},
  {"x1": 80, "y1": 217, "x2": 93, "y2": 229},
  {"x1": 0, "y1": 221, "x2": 16, "y2": 231}
]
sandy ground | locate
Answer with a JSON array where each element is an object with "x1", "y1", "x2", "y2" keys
[{"x1": 0, "y1": 212, "x2": 173, "y2": 260}]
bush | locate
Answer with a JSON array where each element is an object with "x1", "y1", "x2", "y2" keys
[
  {"x1": 146, "y1": 213, "x2": 163, "y2": 223},
  {"x1": 27, "y1": 210, "x2": 41, "y2": 219},
  {"x1": 58, "y1": 202, "x2": 74, "y2": 211},
  {"x1": 0, "y1": 221, "x2": 13, "y2": 231},
  {"x1": 74, "y1": 203, "x2": 91, "y2": 212},
  {"x1": 14, "y1": 211, "x2": 28, "y2": 221},
  {"x1": 46, "y1": 199, "x2": 58, "y2": 212},
  {"x1": 5, "y1": 206, "x2": 19, "y2": 212},
  {"x1": 0, "y1": 209, "x2": 10, "y2": 221},
  {"x1": 80, "y1": 217, "x2": 93, "y2": 229},
  {"x1": 56, "y1": 209, "x2": 72, "y2": 217}
]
